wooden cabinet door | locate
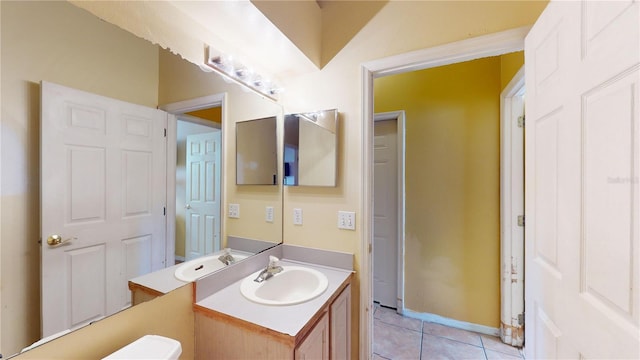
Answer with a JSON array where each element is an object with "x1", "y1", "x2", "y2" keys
[
  {"x1": 295, "y1": 311, "x2": 329, "y2": 360},
  {"x1": 330, "y1": 285, "x2": 351, "y2": 360}
]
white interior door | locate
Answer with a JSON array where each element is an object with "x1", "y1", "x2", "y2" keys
[
  {"x1": 373, "y1": 119, "x2": 399, "y2": 308},
  {"x1": 525, "y1": 1, "x2": 639, "y2": 358},
  {"x1": 185, "y1": 131, "x2": 221, "y2": 260},
  {"x1": 41, "y1": 81, "x2": 167, "y2": 337}
]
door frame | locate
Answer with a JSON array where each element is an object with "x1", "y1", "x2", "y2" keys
[
  {"x1": 159, "y1": 93, "x2": 226, "y2": 266},
  {"x1": 499, "y1": 66, "x2": 525, "y2": 346},
  {"x1": 373, "y1": 111, "x2": 406, "y2": 312},
  {"x1": 360, "y1": 26, "x2": 530, "y2": 358}
]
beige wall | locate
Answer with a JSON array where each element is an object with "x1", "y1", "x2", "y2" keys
[
  {"x1": 0, "y1": 1, "x2": 159, "y2": 355},
  {"x1": 374, "y1": 57, "x2": 502, "y2": 327},
  {"x1": 14, "y1": 284, "x2": 195, "y2": 360}
]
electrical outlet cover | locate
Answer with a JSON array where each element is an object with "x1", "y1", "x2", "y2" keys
[
  {"x1": 266, "y1": 206, "x2": 274, "y2": 223},
  {"x1": 293, "y1": 208, "x2": 303, "y2": 225},
  {"x1": 338, "y1": 211, "x2": 355, "y2": 230},
  {"x1": 229, "y1": 204, "x2": 240, "y2": 218}
]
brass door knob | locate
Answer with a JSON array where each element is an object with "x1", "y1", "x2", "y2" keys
[{"x1": 47, "y1": 234, "x2": 75, "y2": 247}]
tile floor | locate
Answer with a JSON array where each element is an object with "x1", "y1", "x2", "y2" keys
[{"x1": 373, "y1": 305, "x2": 524, "y2": 360}]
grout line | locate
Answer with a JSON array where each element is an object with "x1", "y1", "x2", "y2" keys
[
  {"x1": 480, "y1": 335, "x2": 489, "y2": 360},
  {"x1": 418, "y1": 320, "x2": 424, "y2": 360},
  {"x1": 421, "y1": 332, "x2": 484, "y2": 349},
  {"x1": 375, "y1": 318, "x2": 423, "y2": 334},
  {"x1": 372, "y1": 351, "x2": 392, "y2": 360}
]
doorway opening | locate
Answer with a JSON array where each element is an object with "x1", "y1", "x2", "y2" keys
[
  {"x1": 175, "y1": 115, "x2": 221, "y2": 263},
  {"x1": 160, "y1": 94, "x2": 225, "y2": 267},
  {"x1": 373, "y1": 111, "x2": 406, "y2": 312},
  {"x1": 361, "y1": 26, "x2": 530, "y2": 358}
]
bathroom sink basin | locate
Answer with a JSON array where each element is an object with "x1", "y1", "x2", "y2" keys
[
  {"x1": 240, "y1": 266, "x2": 329, "y2": 306},
  {"x1": 174, "y1": 253, "x2": 248, "y2": 282}
]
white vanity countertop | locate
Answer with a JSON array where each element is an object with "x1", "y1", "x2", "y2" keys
[
  {"x1": 129, "y1": 250, "x2": 253, "y2": 294},
  {"x1": 195, "y1": 259, "x2": 352, "y2": 337},
  {"x1": 129, "y1": 263, "x2": 187, "y2": 294}
]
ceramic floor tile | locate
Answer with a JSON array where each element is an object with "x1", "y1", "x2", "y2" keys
[
  {"x1": 375, "y1": 307, "x2": 423, "y2": 332},
  {"x1": 374, "y1": 320, "x2": 422, "y2": 360},
  {"x1": 421, "y1": 334, "x2": 486, "y2": 360},
  {"x1": 373, "y1": 353, "x2": 392, "y2": 360},
  {"x1": 485, "y1": 349, "x2": 523, "y2": 360},
  {"x1": 422, "y1": 322, "x2": 483, "y2": 347},
  {"x1": 480, "y1": 335, "x2": 522, "y2": 358}
]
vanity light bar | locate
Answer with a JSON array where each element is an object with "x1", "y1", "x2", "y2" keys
[{"x1": 203, "y1": 46, "x2": 281, "y2": 102}]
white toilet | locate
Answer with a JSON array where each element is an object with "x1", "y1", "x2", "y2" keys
[{"x1": 101, "y1": 335, "x2": 182, "y2": 360}]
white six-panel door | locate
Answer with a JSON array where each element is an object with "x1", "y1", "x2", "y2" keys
[
  {"x1": 41, "y1": 82, "x2": 167, "y2": 337},
  {"x1": 185, "y1": 131, "x2": 221, "y2": 260},
  {"x1": 525, "y1": 1, "x2": 639, "y2": 358},
  {"x1": 373, "y1": 119, "x2": 399, "y2": 308}
]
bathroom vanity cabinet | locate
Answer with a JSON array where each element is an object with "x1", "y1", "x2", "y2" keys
[
  {"x1": 128, "y1": 247, "x2": 254, "y2": 306},
  {"x1": 128, "y1": 265, "x2": 189, "y2": 306},
  {"x1": 329, "y1": 283, "x2": 351, "y2": 359},
  {"x1": 295, "y1": 284, "x2": 351, "y2": 359},
  {"x1": 129, "y1": 282, "x2": 164, "y2": 306},
  {"x1": 194, "y1": 280, "x2": 352, "y2": 359}
]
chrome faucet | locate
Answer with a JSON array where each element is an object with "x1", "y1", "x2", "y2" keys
[
  {"x1": 254, "y1": 256, "x2": 283, "y2": 283},
  {"x1": 218, "y1": 248, "x2": 236, "y2": 266}
]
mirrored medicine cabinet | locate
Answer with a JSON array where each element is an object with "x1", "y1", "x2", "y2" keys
[
  {"x1": 236, "y1": 116, "x2": 279, "y2": 185},
  {"x1": 283, "y1": 109, "x2": 338, "y2": 187}
]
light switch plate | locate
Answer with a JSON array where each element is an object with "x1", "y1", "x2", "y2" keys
[
  {"x1": 338, "y1": 211, "x2": 356, "y2": 230},
  {"x1": 293, "y1": 208, "x2": 303, "y2": 225},
  {"x1": 266, "y1": 206, "x2": 274, "y2": 223},
  {"x1": 229, "y1": 203, "x2": 240, "y2": 218}
]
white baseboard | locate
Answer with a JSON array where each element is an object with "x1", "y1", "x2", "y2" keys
[
  {"x1": 401, "y1": 309, "x2": 500, "y2": 337},
  {"x1": 174, "y1": 255, "x2": 185, "y2": 263}
]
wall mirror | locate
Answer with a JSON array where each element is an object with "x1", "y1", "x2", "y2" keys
[
  {"x1": 283, "y1": 109, "x2": 338, "y2": 187},
  {"x1": 4, "y1": 1, "x2": 283, "y2": 357},
  {"x1": 236, "y1": 116, "x2": 279, "y2": 185}
]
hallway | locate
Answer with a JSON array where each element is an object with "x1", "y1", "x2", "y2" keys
[{"x1": 373, "y1": 305, "x2": 524, "y2": 359}]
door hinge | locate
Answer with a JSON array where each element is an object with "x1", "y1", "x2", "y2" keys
[
  {"x1": 164, "y1": 128, "x2": 167, "y2": 137},
  {"x1": 517, "y1": 115, "x2": 525, "y2": 128},
  {"x1": 368, "y1": 243, "x2": 372, "y2": 254},
  {"x1": 163, "y1": 206, "x2": 166, "y2": 216},
  {"x1": 517, "y1": 215, "x2": 525, "y2": 227},
  {"x1": 518, "y1": 313, "x2": 524, "y2": 326}
]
